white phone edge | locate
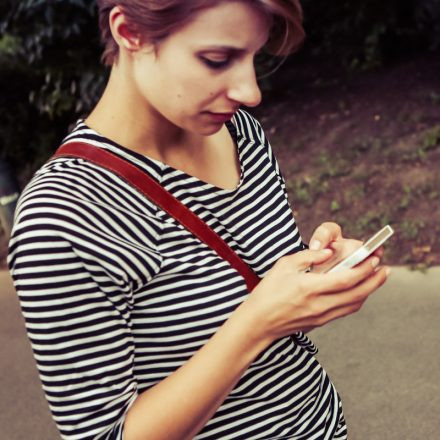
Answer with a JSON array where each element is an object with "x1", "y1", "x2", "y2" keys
[{"x1": 326, "y1": 225, "x2": 394, "y2": 273}]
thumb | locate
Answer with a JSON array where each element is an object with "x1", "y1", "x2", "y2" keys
[
  {"x1": 309, "y1": 222, "x2": 342, "y2": 250},
  {"x1": 293, "y1": 248, "x2": 333, "y2": 272}
]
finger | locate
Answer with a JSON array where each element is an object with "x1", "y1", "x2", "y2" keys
[
  {"x1": 298, "y1": 267, "x2": 390, "y2": 332},
  {"x1": 373, "y1": 246, "x2": 384, "y2": 258},
  {"x1": 309, "y1": 222, "x2": 343, "y2": 250},
  {"x1": 284, "y1": 248, "x2": 334, "y2": 272},
  {"x1": 304, "y1": 254, "x2": 384, "y2": 294},
  {"x1": 316, "y1": 266, "x2": 390, "y2": 324},
  {"x1": 328, "y1": 239, "x2": 362, "y2": 255}
]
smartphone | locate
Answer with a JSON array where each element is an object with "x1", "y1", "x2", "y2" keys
[{"x1": 326, "y1": 225, "x2": 394, "y2": 273}]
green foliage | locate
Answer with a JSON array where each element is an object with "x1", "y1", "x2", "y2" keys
[
  {"x1": 301, "y1": 0, "x2": 440, "y2": 70},
  {"x1": 0, "y1": 0, "x2": 106, "y2": 177},
  {"x1": 420, "y1": 125, "x2": 440, "y2": 151},
  {"x1": 1, "y1": 0, "x2": 440, "y2": 182},
  {"x1": 401, "y1": 125, "x2": 440, "y2": 161},
  {"x1": 330, "y1": 200, "x2": 341, "y2": 213},
  {"x1": 287, "y1": 176, "x2": 329, "y2": 207},
  {"x1": 315, "y1": 152, "x2": 351, "y2": 178},
  {"x1": 400, "y1": 219, "x2": 425, "y2": 240},
  {"x1": 344, "y1": 184, "x2": 365, "y2": 204},
  {"x1": 399, "y1": 185, "x2": 413, "y2": 210},
  {"x1": 352, "y1": 210, "x2": 393, "y2": 237}
]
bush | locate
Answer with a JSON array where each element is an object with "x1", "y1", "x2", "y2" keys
[
  {"x1": 301, "y1": 0, "x2": 440, "y2": 70},
  {"x1": 0, "y1": 0, "x2": 439, "y2": 183},
  {"x1": 0, "y1": 0, "x2": 106, "y2": 182}
]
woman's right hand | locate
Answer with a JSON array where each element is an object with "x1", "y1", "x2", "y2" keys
[{"x1": 241, "y1": 248, "x2": 390, "y2": 341}]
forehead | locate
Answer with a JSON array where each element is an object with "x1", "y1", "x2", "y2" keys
[{"x1": 171, "y1": 2, "x2": 271, "y2": 51}]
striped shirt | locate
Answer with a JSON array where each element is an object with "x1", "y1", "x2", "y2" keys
[{"x1": 8, "y1": 109, "x2": 347, "y2": 439}]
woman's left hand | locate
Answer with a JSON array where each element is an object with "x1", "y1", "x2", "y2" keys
[{"x1": 308, "y1": 222, "x2": 383, "y2": 273}]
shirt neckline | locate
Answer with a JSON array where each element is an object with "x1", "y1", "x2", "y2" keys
[{"x1": 76, "y1": 113, "x2": 246, "y2": 194}]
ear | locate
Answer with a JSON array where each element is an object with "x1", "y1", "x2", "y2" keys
[{"x1": 108, "y1": 6, "x2": 142, "y2": 53}]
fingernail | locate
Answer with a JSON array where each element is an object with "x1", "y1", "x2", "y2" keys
[
  {"x1": 322, "y1": 248, "x2": 333, "y2": 255},
  {"x1": 385, "y1": 267, "x2": 391, "y2": 277},
  {"x1": 371, "y1": 257, "x2": 380, "y2": 268},
  {"x1": 310, "y1": 240, "x2": 321, "y2": 250}
]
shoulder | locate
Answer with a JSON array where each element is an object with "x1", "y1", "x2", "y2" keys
[
  {"x1": 20, "y1": 153, "x2": 160, "y2": 215},
  {"x1": 233, "y1": 108, "x2": 267, "y2": 143},
  {"x1": 9, "y1": 155, "x2": 163, "y2": 285},
  {"x1": 233, "y1": 109, "x2": 280, "y2": 171},
  {"x1": 13, "y1": 155, "x2": 163, "y2": 243}
]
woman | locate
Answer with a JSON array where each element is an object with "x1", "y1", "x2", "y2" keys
[{"x1": 7, "y1": 1, "x2": 389, "y2": 439}]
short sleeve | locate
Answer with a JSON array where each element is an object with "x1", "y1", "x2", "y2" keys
[
  {"x1": 6, "y1": 160, "x2": 163, "y2": 439},
  {"x1": 238, "y1": 110, "x2": 290, "y2": 203},
  {"x1": 238, "y1": 110, "x2": 308, "y2": 250}
]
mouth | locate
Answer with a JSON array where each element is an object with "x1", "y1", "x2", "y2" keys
[
  {"x1": 205, "y1": 111, "x2": 236, "y2": 120},
  {"x1": 212, "y1": 110, "x2": 236, "y2": 114}
]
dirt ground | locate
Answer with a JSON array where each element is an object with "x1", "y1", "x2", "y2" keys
[
  {"x1": 252, "y1": 53, "x2": 440, "y2": 268},
  {"x1": 1, "y1": 54, "x2": 439, "y2": 269}
]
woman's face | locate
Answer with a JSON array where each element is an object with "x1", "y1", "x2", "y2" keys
[{"x1": 127, "y1": 1, "x2": 271, "y2": 135}]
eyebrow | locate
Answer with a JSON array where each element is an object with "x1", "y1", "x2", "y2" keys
[
  {"x1": 197, "y1": 39, "x2": 268, "y2": 53},
  {"x1": 197, "y1": 45, "x2": 268, "y2": 57},
  {"x1": 198, "y1": 45, "x2": 246, "y2": 53}
]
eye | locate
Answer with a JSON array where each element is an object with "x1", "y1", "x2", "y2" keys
[{"x1": 199, "y1": 56, "x2": 231, "y2": 70}]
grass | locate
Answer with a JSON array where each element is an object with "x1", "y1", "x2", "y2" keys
[
  {"x1": 399, "y1": 219, "x2": 425, "y2": 240},
  {"x1": 398, "y1": 185, "x2": 413, "y2": 210},
  {"x1": 420, "y1": 125, "x2": 440, "y2": 151},
  {"x1": 344, "y1": 184, "x2": 365, "y2": 204},
  {"x1": 400, "y1": 124, "x2": 440, "y2": 161},
  {"x1": 283, "y1": 123, "x2": 439, "y2": 266},
  {"x1": 315, "y1": 152, "x2": 352, "y2": 178},
  {"x1": 256, "y1": 54, "x2": 440, "y2": 267}
]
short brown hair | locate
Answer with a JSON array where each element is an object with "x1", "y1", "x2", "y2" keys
[{"x1": 97, "y1": 0, "x2": 305, "y2": 66}]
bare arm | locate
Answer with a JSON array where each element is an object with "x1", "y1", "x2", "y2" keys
[
  {"x1": 123, "y1": 247, "x2": 389, "y2": 440},
  {"x1": 124, "y1": 299, "x2": 272, "y2": 440}
]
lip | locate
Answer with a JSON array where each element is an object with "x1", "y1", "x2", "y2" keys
[{"x1": 205, "y1": 111, "x2": 235, "y2": 122}]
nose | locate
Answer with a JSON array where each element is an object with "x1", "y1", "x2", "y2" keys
[{"x1": 226, "y1": 63, "x2": 262, "y2": 108}]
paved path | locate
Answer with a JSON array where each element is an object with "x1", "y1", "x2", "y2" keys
[
  {"x1": 0, "y1": 270, "x2": 59, "y2": 439},
  {"x1": 1, "y1": 268, "x2": 439, "y2": 439},
  {"x1": 311, "y1": 267, "x2": 440, "y2": 440}
]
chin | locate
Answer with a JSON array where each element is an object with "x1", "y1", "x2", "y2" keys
[
  {"x1": 187, "y1": 118, "x2": 221, "y2": 134},
  {"x1": 200, "y1": 124, "x2": 224, "y2": 136}
]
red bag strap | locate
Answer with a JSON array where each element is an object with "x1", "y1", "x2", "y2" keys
[{"x1": 52, "y1": 142, "x2": 261, "y2": 292}]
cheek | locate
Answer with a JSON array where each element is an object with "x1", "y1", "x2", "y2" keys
[
  {"x1": 170, "y1": 74, "x2": 219, "y2": 112},
  {"x1": 135, "y1": 56, "x2": 223, "y2": 118},
  {"x1": 164, "y1": 57, "x2": 223, "y2": 106}
]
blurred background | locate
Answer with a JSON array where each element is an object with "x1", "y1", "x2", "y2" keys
[
  {"x1": 1, "y1": 2, "x2": 440, "y2": 440},
  {"x1": 1, "y1": 0, "x2": 440, "y2": 268}
]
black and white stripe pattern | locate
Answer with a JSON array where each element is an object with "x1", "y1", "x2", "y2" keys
[{"x1": 8, "y1": 109, "x2": 346, "y2": 439}]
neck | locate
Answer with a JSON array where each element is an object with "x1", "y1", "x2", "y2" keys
[{"x1": 85, "y1": 65, "x2": 206, "y2": 162}]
